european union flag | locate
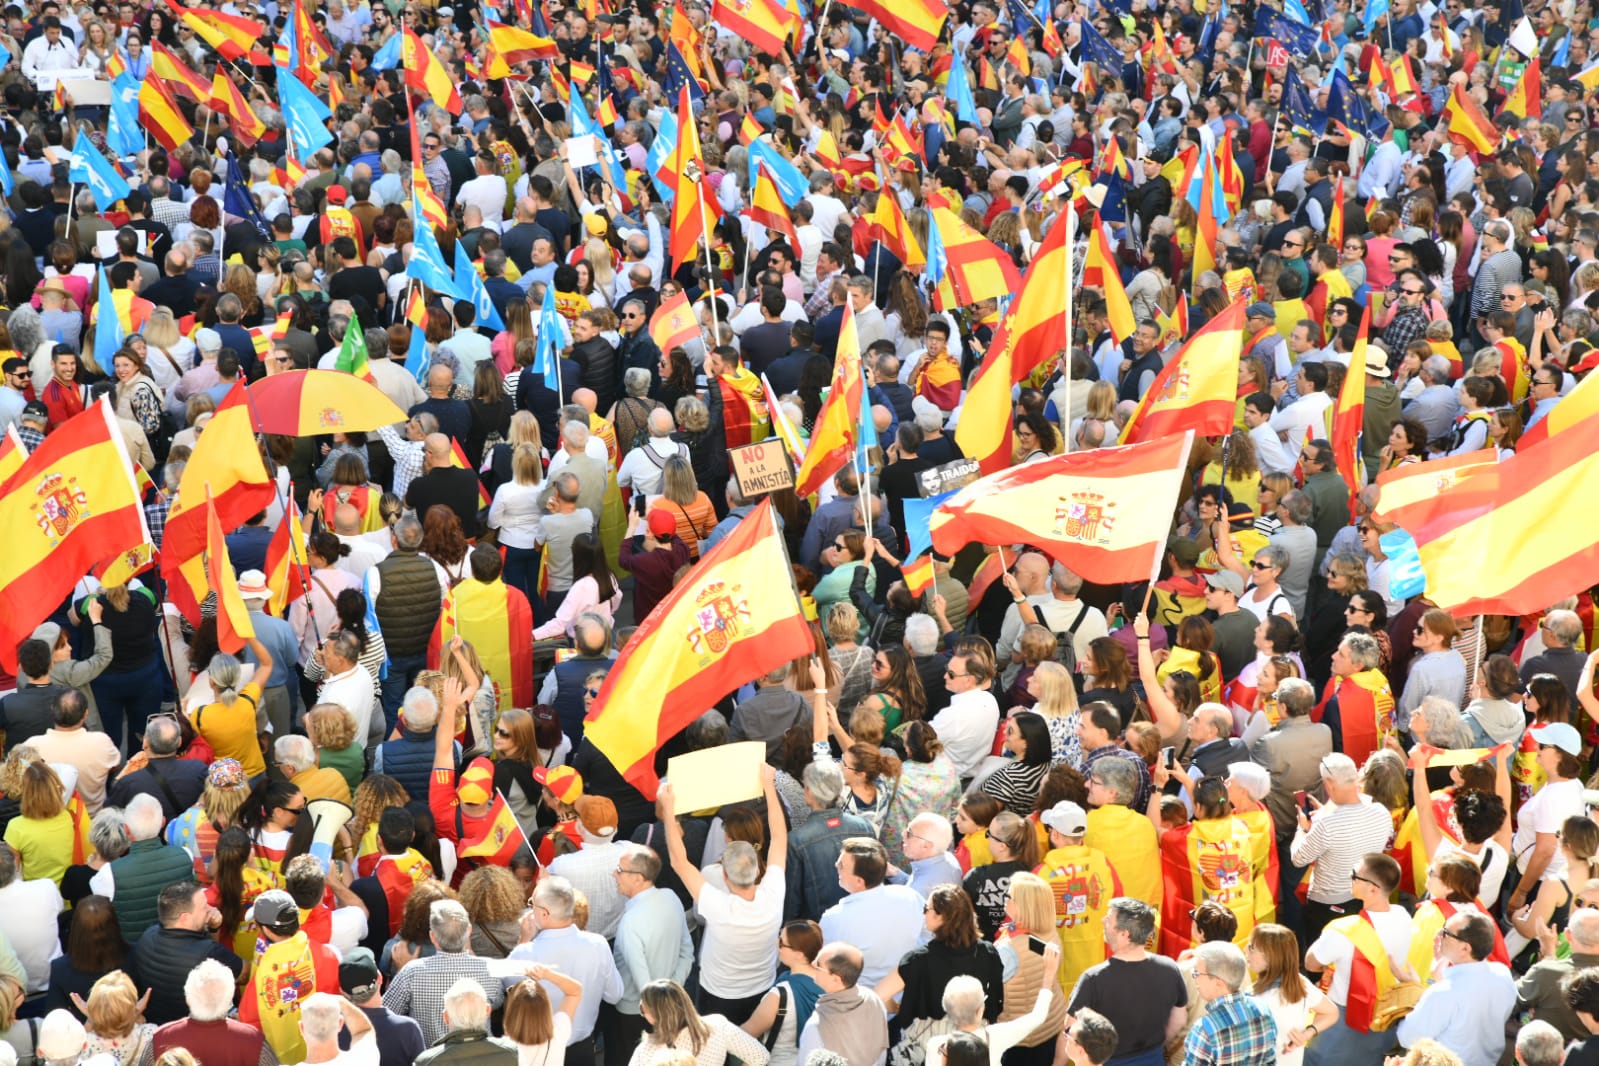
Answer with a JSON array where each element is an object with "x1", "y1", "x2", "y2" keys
[
  {"x1": 453, "y1": 241, "x2": 506, "y2": 333},
  {"x1": 1005, "y1": 0, "x2": 1037, "y2": 31},
  {"x1": 1253, "y1": 6, "x2": 1318, "y2": 58},
  {"x1": 223, "y1": 151, "x2": 270, "y2": 239},
  {"x1": 1327, "y1": 68, "x2": 1382, "y2": 139},
  {"x1": 68, "y1": 132, "x2": 130, "y2": 211},
  {"x1": 1281, "y1": 65, "x2": 1326, "y2": 134},
  {"x1": 1097, "y1": 170, "x2": 1127, "y2": 223},
  {"x1": 664, "y1": 42, "x2": 704, "y2": 102},
  {"x1": 1079, "y1": 20, "x2": 1123, "y2": 72}
]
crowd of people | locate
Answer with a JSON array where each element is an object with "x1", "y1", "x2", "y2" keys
[{"x1": 0, "y1": 0, "x2": 1595, "y2": 1064}]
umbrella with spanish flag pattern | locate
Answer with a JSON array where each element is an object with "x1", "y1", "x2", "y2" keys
[{"x1": 247, "y1": 370, "x2": 408, "y2": 437}]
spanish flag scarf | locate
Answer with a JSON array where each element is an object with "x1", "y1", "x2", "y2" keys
[
  {"x1": 717, "y1": 366, "x2": 771, "y2": 448},
  {"x1": 254, "y1": 932, "x2": 318, "y2": 1062},
  {"x1": 1158, "y1": 816, "x2": 1257, "y2": 957}
]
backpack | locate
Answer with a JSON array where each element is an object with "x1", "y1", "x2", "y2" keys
[{"x1": 1048, "y1": 600, "x2": 1091, "y2": 676}]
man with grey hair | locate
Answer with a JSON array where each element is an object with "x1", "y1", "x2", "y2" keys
[
  {"x1": 890, "y1": 813, "x2": 962, "y2": 896},
  {"x1": 1521, "y1": 608, "x2": 1587, "y2": 701},
  {"x1": 375, "y1": 411, "x2": 439, "y2": 498},
  {"x1": 1471, "y1": 218, "x2": 1523, "y2": 335},
  {"x1": 1320, "y1": 631, "x2": 1394, "y2": 761},
  {"x1": 273, "y1": 731, "x2": 352, "y2": 804},
  {"x1": 315, "y1": 629, "x2": 379, "y2": 748},
  {"x1": 1184, "y1": 703, "x2": 1247, "y2": 781},
  {"x1": 927, "y1": 962, "x2": 1058, "y2": 1063},
  {"x1": 533, "y1": 471, "x2": 597, "y2": 617},
  {"x1": 616, "y1": 406, "x2": 688, "y2": 496},
  {"x1": 1292, "y1": 751, "x2": 1396, "y2": 941},
  {"x1": 903, "y1": 612, "x2": 953, "y2": 716},
  {"x1": 1067, "y1": 898, "x2": 1188, "y2": 1063},
  {"x1": 413, "y1": 978, "x2": 516, "y2": 1066},
  {"x1": 369, "y1": 513, "x2": 444, "y2": 728},
  {"x1": 1516, "y1": 905, "x2": 1599, "y2": 1041},
  {"x1": 730, "y1": 664, "x2": 809, "y2": 763},
  {"x1": 1515, "y1": 1019, "x2": 1567, "y2": 1066},
  {"x1": 507, "y1": 876, "x2": 622, "y2": 1063},
  {"x1": 660, "y1": 766, "x2": 790, "y2": 1022},
  {"x1": 544, "y1": 419, "x2": 606, "y2": 518},
  {"x1": 385, "y1": 899, "x2": 504, "y2": 1046},
  {"x1": 1267, "y1": 489, "x2": 1317, "y2": 617},
  {"x1": 786, "y1": 756, "x2": 874, "y2": 920},
  {"x1": 298, "y1": 992, "x2": 377, "y2": 1066},
  {"x1": 1003, "y1": 561, "x2": 1108, "y2": 686},
  {"x1": 1184, "y1": 941, "x2": 1276, "y2": 1062},
  {"x1": 141, "y1": 958, "x2": 273, "y2": 1066},
  {"x1": 88, "y1": 791, "x2": 194, "y2": 942},
  {"x1": 1404, "y1": 354, "x2": 1463, "y2": 443},
  {"x1": 373, "y1": 688, "x2": 460, "y2": 802}
]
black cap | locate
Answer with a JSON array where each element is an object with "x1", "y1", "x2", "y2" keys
[
  {"x1": 251, "y1": 890, "x2": 300, "y2": 933},
  {"x1": 339, "y1": 947, "x2": 381, "y2": 1000},
  {"x1": 21, "y1": 401, "x2": 47, "y2": 422}
]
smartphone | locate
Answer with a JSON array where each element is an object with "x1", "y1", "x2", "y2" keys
[
  {"x1": 1161, "y1": 746, "x2": 1175, "y2": 769},
  {"x1": 1296, "y1": 791, "x2": 1312, "y2": 813},
  {"x1": 1026, "y1": 935, "x2": 1050, "y2": 956},
  {"x1": 634, "y1": 494, "x2": 647, "y2": 517}
]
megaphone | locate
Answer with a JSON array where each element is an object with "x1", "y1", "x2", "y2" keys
[{"x1": 305, "y1": 798, "x2": 353, "y2": 873}]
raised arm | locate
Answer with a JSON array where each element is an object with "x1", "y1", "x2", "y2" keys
[
  {"x1": 657, "y1": 782, "x2": 706, "y2": 901},
  {"x1": 1132, "y1": 613, "x2": 1183, "y2": 737},
  {"x1": 762, "y1": 763, "x2": 786, "y2": 868},
  {"x1": 1408, "y1": 747, "x2": 1445, "y2": 859}
]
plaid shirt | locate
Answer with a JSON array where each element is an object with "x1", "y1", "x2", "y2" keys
[
  {"x1": 144, "y1": 496, "x2": 172, "y2": 550},
  {"x1": 1381, "y1": 303, "x2": 1429, "y2": 358},
  {"x1": 1083, "y1": 746, "x2": 1153, "y2": 816},
  {"x1": 150, "y1": 196, "x2": 190, "y2": 232},
  {"x1": 376, "y1": 423, "x2": 425, "y2": 498},
  {"x1": 805, "y1": 268, "x2": 845, "y2": 319},
  {"x1": 1183, "y1": 992, "x2": 1278, "y2": 1066},
  {"x1": 382, "y1": 950, "x2": 505, "y2": 1048}
]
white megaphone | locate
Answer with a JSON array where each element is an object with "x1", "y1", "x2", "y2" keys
[{"x1": 305, "y1": 798, "x2": 353, "y2": 873}]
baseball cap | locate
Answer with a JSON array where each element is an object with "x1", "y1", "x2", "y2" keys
[
  {"x1": 1040, "y1": 800, "x2": 1088, "y2": 837},
  {"x1": 339, "y1": 947, "x2": 381, "y2": 1000},
  {"x1": 20, "y1": 401, "x2": 47, "y2": 424},
  {"x1": 327, "y1": 185, "x2": 348, "y2": 205},
  {"x1": 533, "y1": 764, "x2": 583, "y2": 805},
  {"x1": 575, "y1": 795, "x2": 618, "y2": 838},
  {"x1": 1204, "y1": 570, "x2": 1245, "y2": 597},
  {"x1": 457, "y1": 757, "x2": 495, "y2": 805},
  {"x1": 35, "y1": 1011, "x2": 85, "y2": 1062},
  {"x1": 1246, "y1": 301, "x2": 1277, "y2": 320},
  {"x1": 251, "y1": 889, "x2": 300, "y2": 932},
  {"x1": 1167, "y1": 537, "x2": 1201, "y2": 567},
  {"x1": 237, "y1": 569, "x2": 270, "y2": 600},
  {"x1": 1531, "y1": 721, "x2": 1583, "y2": 756},
  {"x1": 647, "y1": 509, "x2": 677, "y2": 538},
  {"x1": 195, "y1": 327, "x2": 222, "y2": 353}
]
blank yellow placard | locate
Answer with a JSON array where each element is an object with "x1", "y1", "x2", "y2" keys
[{"x1": 665, "y1": 741, "x2": 766, "y2": 813}]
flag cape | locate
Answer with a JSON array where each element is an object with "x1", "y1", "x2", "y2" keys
[
  {"x1": 1316, "y1": 668, "x2": 1394, "y2": 768},
  {"x1": 1035, "y1": 844, "x2": 1120, "y2": 991},
  {"x1": 1081, "y1": 221, "x2": 1135, "y2": 343},
  {"x1": 583, "y1": 499, "x2": 812, "y2": 798},
  {"x1": 1084, "y1": 801, "x2": 1161, "y2": 908},
  {"x1": 717, "y1": 366, "x2": 771, "y2": 448},
  {"x1": 1120, "y1": 299, "x2": 1247, "y2": 444},
  {"x1": 956, "y1": 215, "x2": 1071, "y2": 473},
  {"x1": 794, "y1": 304, "x2": 862, "y2": 497},
  {"x1": 1406, "y1": 899, "x2": 1510, "y2": 981},
  {"x1": 0, "y1": 401, "x2": 150, "y2": 671},
  {"x1": 205, "y1": 489, "x2": 255, "y2": 653},
  {"x1": 1330, "y1": 304, "x2": 1371, "y2": 514},
  {"x1": 1236, "y1": 806, "x2": 1279, "y2": 925},
  {"x1": 429, "y1": 579, "x2": 534, "y2": 712},
  {"x1": 160, "y1": 383, "x2": 276, "y2": 622},
  {"x1": 373, "y1": 850, "x2": 433, "y2": 935},
  {"x1": 1331, "y1": 912, "x2": 1401, "y2": 1033},
  {"x1": 1395, "y1": 419, "x2": 1599, "y2": 614},
  {"x1": 931, "y1": 434, "x2": 1195, "y2": 583},
  {"x1": 1158, "y1": 817, "x2": 1256, "y2": 957}
]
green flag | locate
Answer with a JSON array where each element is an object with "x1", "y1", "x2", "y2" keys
[{"x1": 334, "y1": 320, "x2": 370, "y2": 379}]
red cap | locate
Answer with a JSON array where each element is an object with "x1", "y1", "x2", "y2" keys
[{"x1": 648, "y1": 509, "x2": 677, "y2": 538}]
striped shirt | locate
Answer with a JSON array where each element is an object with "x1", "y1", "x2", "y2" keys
[{"x1": 1289, "y1": 798, "x2": 1396, "y2": 903}]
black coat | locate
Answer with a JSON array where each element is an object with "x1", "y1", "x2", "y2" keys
[{"x1": 406, "y1": 466, "x2": 484, "y2": 538}]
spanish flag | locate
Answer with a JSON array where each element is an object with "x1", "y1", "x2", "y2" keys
[
  {"x1": 1518, "y1": 362, "x2": 1599, "y2": 450},
  {"x1": 667, "y1": 86, "x2": 717, "y2": 266},
  {"x1": 1081, "y1": 221, "x2": 1135, "y2": 343},
  {"x1": 930, "y1": 433, "x2": 1196, "y2": 584},
  {"x1": 902, "y1": 554, "x2": 934, "y2": 596},
  {"x1": 1387, "y1": 55, "x2": 1419, "y2": 97},
  {"x1": 1084, "y1": 800, "x2": 1160, "y2": 908},
  {"x1": 881, "y1": 113, "x2": 925, "y2": 169},
  {"x1": 1371, "y1": 449, "x2": 1497, "y2": 524},
  {"x1": 486, "y1": 17, "x2": 559, "y2": 62},
  {"x1": 458, "y1": 789, "x2": 527, "y2": 865},
  {"x1": 584, "y1": 499, "x2": 813, "y2": 797},
  {"x1": 0, "y1": 425, "x2": 25, "y2": 483},
  {"x1": 761, "y1": 373, "x2": 807, "y2": 469},
  {"x1": 650, "y1": 289, "x2": 700, "y2": 353},
  {"x1": 1121, "y1": 299, "x2": 1247, "y2": 445},
  {"x1": 738, "y1": 112, "x2": 764, "y2": 146},
  {"x1": 844, "y1": 0, "x2": 948, "y2": 51},
  {"x1": 712, "y1": 0, "x2": 790, "y2": 55},
  {"x1": 1327, "y1": 175, "x2": 1346, "y2": 248},
  {"x1": 1158, "y1": 817, "x2": 1256, "y2": 957},
  {"x1": 957, "y1": 216, "x2": 1071, "y2": 474},
  {"x1": 428, "y1": 576, "x2": 535, "y2": 713},
  {"x1": 929, "y1": 207, "x2": 1022, "y2": 310},
  {"x1": 1329, "y1": 912, "x2": 1404, "y2": 1033},
  {"x1": 794, "y1": 303, "x2": 863, "y2": 498},
  {"x1": 448, "y1": 439, "x2": 492, "y2": 510},
  {"x1": 207, "y1": 70, "x2": 266, "y2": 148},
  {"x1": 0, "y1": 401, "x2": 150, "y2": 670},
  {"x1": 150, "y1": 44, "x2": 208, "y2": 100},
  {"x1": 1499, "y1": 56, "x2": 1541, "y2": 120},
  {"x1": 865, "y1": 188, "x2": 926, "y2": 269},
  {"x1": 1442, "y1": 82, "x2": 1498, "y2": 154},
  {"x1": 205, "y1": 488, "x2": 255, "y2": 654},
  {"x1": 667, "y1": 0, "x2": 704, "y2": 75},
  {"x1": 404, "y1": 26, "x2": 463, "y2": 114},
  {"x1": 1191, "y1": 153, "x2": 1222, "y2": 296},
  {"x1": 749, "y1": 162, "x2": 796, "y2": 246},
  {"x1": 1329, "y1": 303, "x2": 1370, "y2": 514},
  {"x1": 1578, "y1": 59, "x2": 1599, "y2": 91},
  {"x1": 1006, "y1": 37, "x2": 1030, "y2": 75},
  {"x1": 160, "y1": 383, "x2": 276, "y2": 623},
  {"x1": 140, "y1": 78, "x2": 194, "y2": 153},
  {"x1": 812, "y1": 129, "x2": 843, "y2": 172},
  {"x1": 1036, "y1": 844, "x2": 1121, "y2": 992},
  {"x1": 1155, "y1": 292, "x2": 1189, "y2": 346},
  {"x1": 163, "y1": 0, "x2": 268, "y2": 62},
  {"x1": 1235, "y1": 806, "x2": 1279, "y2": 925},
  {"x1": 1315, "y1": 667, "x2": 1394, "y2": 768},
  {"x1": 1394, "y1": 417, "x2": 1599, "y2": 615},
  {"x1": 406, "y1": 94, "x2": 450, "y2": 231},
  {"x1": 264, "y1": 496, "x2": 311, "y2": 616}
]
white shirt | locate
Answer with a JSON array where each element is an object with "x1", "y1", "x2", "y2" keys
[
  {"x1": 322, "y1": 1029, "x2": 380, "y2": 1066},
  {"x1": 1358, "y1": 139, "x2": 1404, "y2": 201},
  {"x1": 334, "y1": 534, "x2": 389, "y2": 580},
  {"x1": 1249, "y1": 420, "x2": 1296, "y2": 475},
  {"x1": 1268, "y1": 392, "x2": 1333, "y2": 460},
  {"x1": 317, "y1": 666, "x2": 377, "y2": 749},
  {"x1": 1309, "y1": 906, "x2": 1413, "y2": 1006},
  {"x1": 1433, "y1": 838, "x2": 1509, "y2": 910},
  {"x1": 21, "y1": 35, "x2": 78, "y2": 83},
  {"x1": 695, "y1": 863, "x2": 786, "y2": 999},
  {"x1": 806, "y1": 192, "x2": 850, "y2": 241},
  {"x1": 932, "y1": 688, "x2": 1001, "y2": 778},
  {"x1": 0, "y1": 878, "x2": 61, "y2": 994},
  {"x1": 21, "y1": 728, "x2": 120, "y2": 814},
  {"x1": 1512, "y1": 776, "x2": 1585, "y2": 881},
  {"x1": 616, "y1": 437, "x2": 688, "y2": 496},
  {"x1": 456, "y1": 174, "x2": 510, "y2": 229}
]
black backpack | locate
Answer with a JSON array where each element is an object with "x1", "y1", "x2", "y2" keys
[{"x1": 1048, "y1": 601, "x2": 1091, "y2": 676}]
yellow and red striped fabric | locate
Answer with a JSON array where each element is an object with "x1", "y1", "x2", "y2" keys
[
  {"x1": 1158, "y1": 817, "x2": 1257, "y2": 957},
  {"x1": 151, "y1": 43, "x2": 210, "y2": 102},
  {"x1": 1443, "y1": 82, "x2": 1498, "y2": 154},
  {"x1": 1081, "y1": 221, "x2": 1135, "y2": 343},
  {"x1": 650, "y1": 290, "x2": 700, "y2": 354},
  {"x1": 264, "y1": 497, "x2": 311, "y2": 616},
  {"x1": 404, "y1": 26, "x2": 463, "y2": 114},
  {"x1": 929, "y1": 207, "x2": 1021, "y2": 310},
  {"x1": 1121, "y1": 299, "x2": 1247, "y2": 445},
  {"x1": 207, "y1": 70, "x2": 265, "y2": 148},
  {"x1": 429, "y1": 579, "x2": 534, "y2": 712},
  {"x1": 865, "y1": 189, "x2": 926, "y2": 270},
  {"x1": 711, "y1": 0, "x2": 790, "y2": 54},
  {"x1": 1371, "y1": 449, "x2": 1497, "y2": 525},
  {"x1": 794, "y1": 303, "x2": 861, "y2": 498},
  {"x1": 749, "y1": 162, "x2": 796, "y2": 246},
  {"x1": 140, "y1": 77, "x2": 194, "y2": 153},
  {"x1": 1329, "y1": 304, "x2": 1371, "y2": 514},
  {"x1": 205, "y1": 488, "x2": 255, "y2": 653}
]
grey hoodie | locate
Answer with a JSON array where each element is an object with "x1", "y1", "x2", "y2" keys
[
  {"x1": 798, "y1": 986, "x2": 889, "y2": 1066},
  {"x1": 34, "y1": 621, "x2": 113, "y2": 730}
]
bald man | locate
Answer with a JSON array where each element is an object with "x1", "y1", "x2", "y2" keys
[
  {"x1": 407, "y1": 364, "x2": 471, "y2": 446},
  {"x1": 405, "y1": 432, "x2": 483, "y2": 537},
  {"x1": 332, "y1": 503, "x2": 390, "y2": 578},
  {"x1": 797, "y1": 944, "x2": 888, "y2": 1066},
  {"x1": 995, "y1": 553, "x2": 1054, "y2": 666}
]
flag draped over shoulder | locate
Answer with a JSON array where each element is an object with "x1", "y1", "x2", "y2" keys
[
  {"x1": 429, "y1": 579, "x2": 535, "y2": 712},
  {"x1": 930, "y1": 433, "x2": 1196, "y2": 583},
  {"x1": 0, "y1": 402, "x2": 150, "y2": 670},
  {"x1": 1120, "y1": 300, "x2": 1247, "y2": 444},
  {"x1": 584, "y1": 499, "x2": 813, "y2": 798},
  {"x1": 161, "y1": 383, "x2": 276, "y2": 621},
  {"x1": 1158, "y1": 818, "x2": 1257, "y2": 958}
]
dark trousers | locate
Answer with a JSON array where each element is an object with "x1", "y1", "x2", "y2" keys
[
  {"x1": 90, "y1": 657, "x2": 165, "y2": 755},
  {"x1": 503, "y1": 544, "x2": 539, "y2": 607},
  {"x1": 600, "y1": 1003, "x2": 647, "y2": 1066},
  {"x1": 564, "y1": 1035, "x2": 598, "y2": 1066},
  {"x1": 696, "y1": 988, "x2": 765, "y2": 1027},
  {"x1": 1302, "y1": 896, "x2": 1360, "y2": 951},
  {"x1": 379, "y1": 651, "x2": 427, "y2": 732}
]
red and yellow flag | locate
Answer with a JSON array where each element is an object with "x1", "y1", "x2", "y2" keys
[
  {"x1": 160, "y1": 383, "x2": 276, "y2": 622},
  {"x1": 1442, "y1": 83, "x2": 1499, "y2": 154},
  {"x1": 1371, "y1": 448, "x2": 1497, "y2": 525},
  {"x1": 711, "y1": 0, "x2": 790, "y2": 54},
  {"x1": 1317, "y1": 668, "x2": 1394, "y2": 768},
  {"x1": 264, "y1": 497, "x2": 311, "y2": 616},
  {"x1": 1155, "y1": 292, "x2": 1189, "y2": 346},
  {"x1": 667, "y1": 0, "x2": 704, "y2": 75},
  {"x1": 0, "y1": 425, "x2": 25, "y2": 484},
  {"x1": 458, "y1": 789, "x2": 527, "y2": 864},
  {"x1": 930, "y1": 433, "x2": 1196, "y2": 583},
  {"x1": 1158, "y1": 817, "x2": 1256, "y2": 958},
  {"x1": 429, "y1": 577, "x2": 535, "y2": 712},
  {"x1": 650, "y1": 289, "x2": 700, "y2": 353},
  {"x1": 0, "y1": 401, "x2": 150, "y2": 670},
  {"x1": 738, "y1": 112, "x2": 764, "y2": 146},
  {"x1": 140, "y1": 77, "x2": 194, "y2": 152},
  {"x1": 448, "y1": 439, "x2": 492, "y2": 510},
  {"x1": 207, "y1": 70, "x2": 266, "y2": 148},
  {"x1": 405, "y1": 26, "x2": 464, "y2": 114},
  {"x1": 1327, "y1": 175, "x2": 1346, "y2": 248},
  {"x1": 406, "y1": 93, "x2": 450, "y2": 231},
  {"x1": 1330, "y1": 304, "x2": 1370, "y2": 516},
  {"x1": 794, "y1": 303, "x2": 862, "y2": 498},
  {"x1": 486, "y1": 17, "x2": 559, "y2": 62},
  {"x1": 956, "y1": 216, "x2": 1071, "y2": 473},
  {"x1": 1081, "y1": 220, "x2": 1135, "y2": 343},
  {"x1": 205, "y1": 488, "x2": 255, "y2": 654},
  {"x1": 666, "y1": 86, "x2": 718, "y2": 266},
  {"x1": 1518, "y1": 362, "x2": 1599, "y2": 450},
  {"x1": 748, "y1": 162, "x2": 796, "y2": 246},
  {"x1": 1501, "y1": 57, "x2": 1541, "y2": 120},
  {"x1": 902, "y1": 554, "x2": 934, "y2": 596},
  {"x1": 584, "y1": 499, "x2": 814, "y2": 798},
  {"x1": 929, "y1": 206, "x2": 1022, "y2": 310},
  {"x1": 1120, "y1": 300, "x2": 1247, "y2": 444},
  {"x1": 163, "y1": 0, "x2": 267, "y2": 62},
  {"x1": 865, "y1": 188, "x2": 926, "y2": 269},
  {"x1": 843, "y1": 0, "x2": 948, "y2": 50}
]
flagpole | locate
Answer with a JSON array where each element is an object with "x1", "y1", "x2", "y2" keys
[
  {"x1": 810, "y1": 0, "x2": 833, "y2": 64},
  {"x1": 1061, "y1": 209, "x2": 1074, "y2": 450},
  {"x1": 689, "y1": 162, "x2": 723, "y2": 341}
]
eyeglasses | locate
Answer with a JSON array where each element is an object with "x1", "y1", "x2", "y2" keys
[
  {"x1": 614, "y1": 866, "x2": 640, "y2": 877},
  {"x1": 1401, "y1": 288, "x2": 1426, "y2": 295},
  {"x1": 495, "y1": 727, "x2": 512, "y2": 738},
  {"x1": 8, "y1": 371, "x2": 28, "y2": 379},
  {"x1": 585, "y1": 688, "x2": 601, "y2": 699},
  {"x1": 1282, "y1": 240, "x2": 1302, "y2": 248},
  {"x1": 1435, "y1": 927, "x2": 1468, "y2": 943},
  {"x1": 1345, "y1": 604, "x2": 1369, "y2": 614},
  {"x1": 1414, "y1": 624, "x2": 1427, "y2": 635},
  {"x1": 945, "y1": 669, "x2": 969, "y2": 678},
  {"x1": 1350, "y1": 870, "x2": 1378, "y2": 886},
  {"x1": 1570, "y1": 115, "x2": 1586, "y2": 122}
]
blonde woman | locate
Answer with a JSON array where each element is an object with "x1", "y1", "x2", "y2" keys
[
  {"x1": 825, "y1": 603, "x2": 874, "y2": 711},
  {"x1": 166, "y1": 758, "x2": 252, "y2": 883},
  {"x1": 1023, "y1": 662, "x2": 1081, "y2": 768},
  {"x1": 1069, "y1": 381, "x2": 1117, "y2": 452},
  {"x1": 458, "y1": 866, "x2": 525, "y2": 958},
  {"x1": 972, "y1": 872, "x2": 1067, "y2": 1063},
  {"x1": 305, "y1": 704, "x2": 365, "y2": 797},
  {"x1": 488, "y1": 443, "x2": 545, "y2": 606},
  {"x1": 4, "y1": 759, "x2": 86, "y2": 883},
  {"x1": 76, "y1": 971, "x2": 154, "y2": 1065},
  {"x1": 138, "y1": 310, "x2": 195, "y2": 393},
  {"x1": 648, "y1": 454, "x2": 717, "y2": 559}
]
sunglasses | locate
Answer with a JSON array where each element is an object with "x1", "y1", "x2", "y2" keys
[
  {"x1": 495, "y1": 727, "x2": 512, "y2": 738},
  {"x1": 1250, "y1": 560, "x2": 1273, "y2": 569}
]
